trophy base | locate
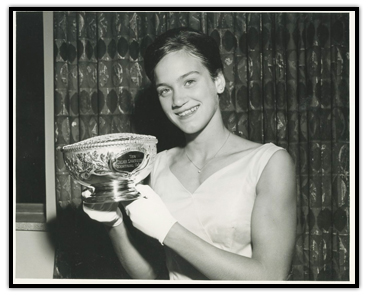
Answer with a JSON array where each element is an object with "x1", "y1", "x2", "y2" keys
[{"x1": 82, "y1": 179, "x2": 141, "y2": 204}]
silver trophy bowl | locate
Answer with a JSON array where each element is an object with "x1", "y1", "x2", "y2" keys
[{"x1": 59, "y1": 133, "x2": 158, "y2": 204}]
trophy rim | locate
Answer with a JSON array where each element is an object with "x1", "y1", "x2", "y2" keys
[{"x1": 61, "y1": 133, "x2": 158, "y2": 152}]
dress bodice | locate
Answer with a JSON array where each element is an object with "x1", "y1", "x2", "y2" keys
[{"x1": 149, "y1": 143, "x2": 284, "y2": 280}]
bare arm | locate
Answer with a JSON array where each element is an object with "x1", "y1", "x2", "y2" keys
[
  {"x1": 163, "y1": 150, "x2": 297, "y2": 280},
  {"x1": 106, "y1": 213, "x2": 166, "y2": 279},
  {"x1": 251, "y1": 150, "x2": 297, "y2": 279}
]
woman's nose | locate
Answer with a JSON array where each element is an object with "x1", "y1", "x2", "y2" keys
[{"x1": 171, "y1": 91, "x2": 188, "y2": 109}]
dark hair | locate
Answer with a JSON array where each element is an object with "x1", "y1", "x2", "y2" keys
[{"x1": 144, "y1": 27, "x2": 223, "y2": 83}]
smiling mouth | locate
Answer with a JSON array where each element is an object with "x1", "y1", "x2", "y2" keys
[{"x1": 176, "y1": 105, "x2": 200, "y2": 117}]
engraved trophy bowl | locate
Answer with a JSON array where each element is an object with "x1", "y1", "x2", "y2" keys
[{"x1": 59, "y1": 133, "x2": 158, "y2": 204}]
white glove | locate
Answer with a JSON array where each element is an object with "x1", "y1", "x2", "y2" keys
[
  {"x1": 124, "y1": 184, "x2": 177, "y2": 245},
  {"x1": 82, "y1": 189, "x2": 123, "y2": 228}
]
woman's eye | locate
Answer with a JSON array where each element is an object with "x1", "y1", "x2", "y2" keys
[
  {"x1": 158, "y1": 88, "x2": 170, "y2": 96},
  {"x1": 184, "y1": 80, "x2": 195, "y2": 87}
]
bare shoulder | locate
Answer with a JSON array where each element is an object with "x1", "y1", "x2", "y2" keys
[
  {"x1": 166, "y1": 146, "x2": 182, "y2": 156},
  {"x1": 256, "y1": 148, "x2": 296, "y2": 199},
  {"x1": 227, "y1": 134, "x2": 263, "y2": 153},
  {"x1": 166, "y1": 146, "x2": 185, "y2": 166},
  {"x1": 267, "y1": 148, "x2": 295, "y2": 172}
]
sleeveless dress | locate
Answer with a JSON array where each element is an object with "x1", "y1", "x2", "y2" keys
[{"x1": 149, "y1": 143, "x2": 284, "y2": 280}]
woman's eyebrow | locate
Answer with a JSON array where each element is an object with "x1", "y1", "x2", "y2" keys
[
  {"x1": 156, "y1": 71, "x2": 200, "y2": 88},
  {"x1": 177, "y1": 71, "x2": 200, "y2": 81}
]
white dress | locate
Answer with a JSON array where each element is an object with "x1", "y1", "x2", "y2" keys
[{"x1": 149, "y1": 143, "x2": 284, "y2": 280}]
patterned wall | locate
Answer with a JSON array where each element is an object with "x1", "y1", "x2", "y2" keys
[{"x1": 53, "y1": 12, "x2": 350, "y2": 281}]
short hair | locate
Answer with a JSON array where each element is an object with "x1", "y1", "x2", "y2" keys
[{"x1": 144, "y1": 27, "x2": 223, "y2": 83}]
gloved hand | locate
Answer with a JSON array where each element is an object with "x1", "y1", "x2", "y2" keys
[
  {"x1": 124, "y1": 184, "x2": 177, "y2": 245},
  {"x1": 82, "y1": 189, "x2": 123, "y2": 228}
]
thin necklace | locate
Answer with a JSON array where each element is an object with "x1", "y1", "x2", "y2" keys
[{"x1": 185, "y1": 131, "x2": 231, "y2": 173}]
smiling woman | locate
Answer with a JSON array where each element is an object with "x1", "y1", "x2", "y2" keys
[
  {"x1": 83, "y1": 27, "x2": 297, "y2": 281},
  {"x1": 54, "y1": 12, "x2": 351, "y2": 281}
]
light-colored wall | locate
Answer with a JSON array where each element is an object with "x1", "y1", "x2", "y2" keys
[
  {"x1": 16, "y1": 231, "x2": 55, "y2": 279},
  {"x1": 43, "y1": 11, "x2": 57, "y2": 223},
  {"x1": 15, "y1": 11, "x2": 56, "y2": 280}
]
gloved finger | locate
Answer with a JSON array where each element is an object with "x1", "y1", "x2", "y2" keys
[
  {"x1": 83, "y1": 201, "x2": 119, "y2": 212},
  {"x1": 82, "y1": 189, "x2": 93, "y2": 199},
  {"x1": 136, "y1": 184, "x2": 161, "y2": 201},
  {"x1": 121, "y1": 199, "x2": 135, "y2": 207},
  {"x1": 124, "y1": 197, "x2": 148, "y2": 217},
  {"x1": 83, "y1": 206, "x2": 123, "y2": 227}
]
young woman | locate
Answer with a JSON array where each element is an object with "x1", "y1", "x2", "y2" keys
[{"x1": 83, "y1": 28, "x2": 297, "y2": 281}]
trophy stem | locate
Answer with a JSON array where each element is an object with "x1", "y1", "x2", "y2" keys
[{"x1": 82, "y1": 179, "x2": 140, "y2": 204}]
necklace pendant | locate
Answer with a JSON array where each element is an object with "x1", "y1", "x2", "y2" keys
[{"x1": 198, "y1": 169, "x2": 201, "y2": 173}]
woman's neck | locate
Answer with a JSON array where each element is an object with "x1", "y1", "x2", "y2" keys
[{"x1": 184, "y1": 112, "x2": 230, "y2": 161}]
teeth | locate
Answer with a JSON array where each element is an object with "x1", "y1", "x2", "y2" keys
[{"x1": 178, "y1": 106, "x2": 199, "y2": 117}]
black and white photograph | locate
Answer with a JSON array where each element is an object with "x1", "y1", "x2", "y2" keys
[{"x1": 11, "y1": 3, "x2": 358, "y2": 289}]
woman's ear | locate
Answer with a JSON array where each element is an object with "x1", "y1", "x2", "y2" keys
[{"x1": 214, "y1": 71, "x2": 226, "y2": 94}]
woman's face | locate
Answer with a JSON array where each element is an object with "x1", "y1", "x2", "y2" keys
[{"x1": 153, "y1": 50, "x2": 225, "y2": 135}]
